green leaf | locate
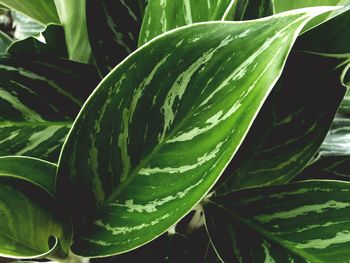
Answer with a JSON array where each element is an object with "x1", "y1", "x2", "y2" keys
[
  {"x1": 0, "y1": 177, "x2": 71, "y2": 259},
  {"x1": 215, "y1": 53, "x2": 347, "y2": 193},
  {"x1": 0, "y1": 0, "x2": 59, "y2": 25},
  {"x1": 8, "y1": 24, "x2": 68, "y2": 58},
  {"x1": 297, "y1": 119, "x2": 350, "y2": 180},
  {"x1": 0, "y1": 56, "x2": 100, "y2": 162},
  {"x1": 205, "y1": 180, "x2": 350, "y2": 262},
  {"x1": 339, "y1": 90, "x2": 350, "y2": 113},
  {"x1": 86, "y1": 0, "x2": 148, "y2": 76},
  {"x1": 205, "y1": 203, "x2": 306, "y2": 262},
  {"x1": 274, "y1": 0, "x2": 350, "y2": 33},
  {"x1": 54, "y1": 0, "x2": 91, "y2": 63},
  {"x1": 223, "y1": 0, "x2": 274, "y2": 21},
  {"x1": 296, "y1": 7, "x2": 350, "y2": 55},
  {"x1": 56, "y1": 8, "x2": 333, "y2": 257},
  {"x1": 11, "y1": 11, "x2": 44, "y2": 40},
  {"x1": 0, "y1": 156, "x2": 56, "y2": 195},
  {"x1": 138, "y1": 0, "x2": 233, "y2": 46},
  {"x1": 0, "y1": 31, "x2": 11, "y2": 54}
]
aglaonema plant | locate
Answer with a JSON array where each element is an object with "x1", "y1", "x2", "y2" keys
[{"x1": 0, "y1": 0, "x2": 350, "y2": 262}]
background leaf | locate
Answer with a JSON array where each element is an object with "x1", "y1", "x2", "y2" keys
[
  {"x1": 215, "y1": 53, "x2": 347, "y2": 193},
  {"x1": 8, "y1": 24, "x2": 68, "y2": 58},
  {"x1": 54, "y1": 0, "x2": 91, "y2": 63},
  {"x1": 0, "y1": 177, "x2": 71, "y2": 259},
  {"x1": 0, "y1": 30, "x2": 11, "y2": 54},
  {"x1": 0, "y1": 156, "x2": 56, "y2": 195},
  {"x1": 206, "y1": 180, "x2": 350, "y2": 262},
  {"x1": 57, "y1": 9, "x2": 330, "y2": 257},
  {"x1": 296, "y1": 119, "x2": 350, "y2": 180},
  {"x1": 0, "y1": 56, "x2": 100, "y2": 162},
  {"x1": 0, "y1": 0, "x2": 59, "y2": 25},
  {"x1": 138, "y1": 0, "x2": 233, "y2": 45},
  {"x1": 86, "y1": 0, "x2": 148, "y2": 76},
  {"x1": 223, "y1": 0, "x2": 274, "y2": 20}
]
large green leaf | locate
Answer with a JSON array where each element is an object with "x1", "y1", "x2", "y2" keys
[
  {"x1": 54, "y1": 0, "x2": 91, "y2": 63},
  {"x1": 0, "y1": 177, "x2": 71, "y2": 259},
  {"x1": 0, "y1": 0, "x2": 59, "y2": 25},
  {"x1": 205, "y1": 180, "x2": 350, "y2": 262},
  {"x1": 86, "y1": 0, "x2": 148, "y2": 76},
  {"x1": 0, "y1": 156, "x2": 56, "y2": 195},
  {"x1": 138, "y1": 0, "x2": 233, "y2": 46},
  {"x1": 0, "y1": 56, "x2": 100, "y2": 162},
  {"x1": 215, "y1": 53, "x2": 347, "y2": 193},
  {"x1": 56, "y1": 8, "x2": 333, "y2": 257}
]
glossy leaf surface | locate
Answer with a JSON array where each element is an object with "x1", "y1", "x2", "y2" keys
[
  {"x1": 216, "y1": 53, "x2": 347, "y2": 192},
  {"x1": 86, "y1": 0, "x2": 148, "y2": 76},
  {"x1": 206, "y1": 180, "x2": 350, "y2": 262},
  {"x1": 57, "y1": 8, "x2": 332, "y2": 257},
  {"x1": 138, "y1": 0, "x2": 232, "y2": 45}
]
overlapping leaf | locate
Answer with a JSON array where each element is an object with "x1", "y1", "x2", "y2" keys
[
  {"x1": 138, "y1": 0, "x2": 233, "y2": 45},
  {"x1": 205, "y1": 180, "x2": 350, "y2": 262},
  {"x1": 0, "y1": 156, "x2": 56, "y2": 194},
  {"x1": 0, "y1": 0, "x2": 59, "y2": 25},
  {"x1": 54, "y1": 0, "x2": 91, "y2": 63},
  {"x1": 56, "y1": 8, "x2": 333, "y2": 257},
  {"x1": 0, "y1": 56, "x2": 100, "y2": 162},
  {"x1": 8, "y1": 24, "x2": 68, "y2": 58},
  {"x1": 86, "y1": 0, "x2": 148, "y2": 76},
  {"x1": 215, "y1": 53, "x2": 347, "y2": 193},
  {"x1": 297, "y1": 119, "x2": 350, "y2": 180},
  {"x1": 223, "y1": 0, "x2": 274, "y2": 20},
  {"x1": 0, "y1": 177, "x2": 71, "y2": 259},
  {"x1": 0, "y1": 31, "x2": 11, "y2": 54}
]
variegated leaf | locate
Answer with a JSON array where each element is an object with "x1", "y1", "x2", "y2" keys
[
  {"x1": 57, "y1": 8, "x2": 334, "y2": 257},
  {"x1": 86, "y1": 0, "x2": 148, "y2": 76},
  {"x1": 54, "y1": 0, "x2": 91, "y2": 63},
  {"x1": 138, "y1": 0, "x2": 233, "y2": 46},
  {"x1": 215, "y1": 53, "x2": 347, "y2": 193},
  {"x1": 0, "y1": 177, "x2": 71, "y2": 259},
  {"x1": 0, "y1": 0, "x2": 59, "y2": 25},
  {"x1": 205, "y1": 203, "x2": 306, "y2": 263},
  {"x1": 339, "y1": 90, "x2": 350, "y2": 113},
  {"x1": 0, "y1": 57, "x2": 100, "y2": 161},
  {"x1": 223, "y1": 0, "x2": 274, "y2": 21},
  {"x1": 0, "y1": 156, "x2": 56, "y2": 195},
  {"x1": 296, "y1": 119, "x2": 350, "y2": 181},
  {"x1": 206, "y1": 180, "x2": 350, "y2": 262},
  {"x1": 274, "y1": 0, "x2": 350, "y2": 33},
  {"x1": 0, "y1": 31, "x2": 11, "y2": 54},
  {"x1": 296, "y1": 6, "x2": 350, "y2": 55}
]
